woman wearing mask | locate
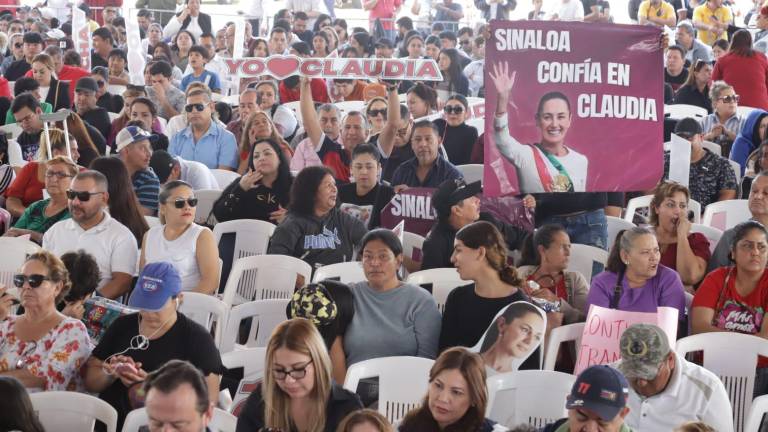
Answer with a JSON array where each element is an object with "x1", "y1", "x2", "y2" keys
[
  {"x1": 214, "y1": 138, "x2": 293, "y2": 224},
  {"x1": 236, "y1": 318, "x2": 363, "y2": 432},
  {"x1": 433, "y1": 94, "x2": 478, "y2": 165},
  {"x1": 30, "y1": 53, "x2": 70, "y2": 111}
]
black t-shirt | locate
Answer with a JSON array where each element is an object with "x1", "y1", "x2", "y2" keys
[
  {"x1": 438, "y1": 283, "x2": 540, "y2": 370},
  {"x1": 337, "y1": 182, "x2": 395, "y2": 229},
  {"x1": 91, "y1": 313, "x2": 223, "y2": 427},
  {"x1": 381, "y1": 142, "x2": 415, "y2": 184},
  {"x1": 434, "y1": 119, "x2": 479, "y2": 166},
  {"x1": 4, "y1": 58, "x2": 31, "y2": 81},
  {"x1": 664, "y1": 68, "x2": 688, "y2": 91},
  {"x1": 81, "y1": 107, "x2": 112, "y2": 146},
  {"x1": 582, "y1": 0, "x2": 610, "y2": 14},
  {"x1": 17, "y1": 130, "x2": 42, "y2": 162},
  {"x1": 213, "y1": 181, "x2": 288, "y2": 223},
  {"x1": 97, "y1": 92, "x2": 124, "y2": 114},
  {"x1": 91, "y1": 50, "x2": 109, "y2": 69}
]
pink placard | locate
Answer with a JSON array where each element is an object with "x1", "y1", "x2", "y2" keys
[{"x1": 574, "y1": 305, "x2": 678, "y2": 374}]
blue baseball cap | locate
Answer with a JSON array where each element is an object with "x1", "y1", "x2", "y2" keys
[
  {"x1": 115, "y1": 125, "x2": 157, "y2": 153},
  {"x1": 566, "y1": 365, "x2": 629, "y2": 421},
  {"x1": 128, "y1": 262, "x2": 182, "y2": 311}
]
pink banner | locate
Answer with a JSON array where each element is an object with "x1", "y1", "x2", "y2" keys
[
  {"x1": 575, "y1": 305, "x2": 678, "y2": 374},
  {"x1": 484, "y1": 22, "x2": 664, "y2": 196}
]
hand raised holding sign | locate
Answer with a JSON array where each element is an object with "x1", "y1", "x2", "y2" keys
[{"x1": 490, "y1": 62, "x2": 516, "y2": 116}]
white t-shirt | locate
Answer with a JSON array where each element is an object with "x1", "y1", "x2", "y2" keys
[
  {"x1": 144, "y1": 224, "x2": 207, "y2": 291},
  {"x1": 42, "y1": 212, "x2": 138, "y2": 290},
  {"x1": 556, "y1": 0, "x2": 585, "y2": 21},
  {"x1": 493, "y1": 115, "x2": 588, "y2": 193},
  {"x1": 179, "y1": 157, "x2": 219, "y2": 190}
]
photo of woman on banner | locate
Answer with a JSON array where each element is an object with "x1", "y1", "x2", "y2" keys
[
  {"x1": 490, "y1": 61, "x2": 588, "y2": 193},
  {"x1": 472, "y1": 301, "x2": 546, "y2": 375}
]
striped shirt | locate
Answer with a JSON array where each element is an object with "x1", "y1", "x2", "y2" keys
[
  {"x1": 699, "y1": 112, "x2": 744, "y2": 148},
  {"x1": 132, "y1": 168, "x2": 160, "y2": 215}
]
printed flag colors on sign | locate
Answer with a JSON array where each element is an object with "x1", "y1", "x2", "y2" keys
[{"x1": 484, "y1": 22, "x2": 664, "y2": 196}]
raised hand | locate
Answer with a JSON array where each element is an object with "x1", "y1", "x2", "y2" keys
[{"x1": 489, "y1": 61, "x2": 517, "y2": 95}]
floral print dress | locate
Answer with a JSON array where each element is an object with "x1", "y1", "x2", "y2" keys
[{"x1": 0, "y1": 316, "x2": 93, "y2": 391}]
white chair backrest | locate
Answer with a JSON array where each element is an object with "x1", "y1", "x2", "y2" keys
[
  {"x1": 702, "y1": 199, "x2": 750, "y2": 231},
  {"x1": 283, "y1": 101, "x2": 302, "y2": 124},
  {"x1": 193, "y1": 189, "x2": 222, "y2": 225},
  {"x1": 738, "y1": 105, "x2": 758, "y2": 118},
  {"x1": 566, "y1": 244, "x2": 608, "y2": 284},
  {"x1": 107, "y1": 84, "x2": 127, "y2": 96},
  {"x1": 486, "y1": 370, "x2": 575, "y2": 428},
  {"x1": 624, "y1": 194, "x2": 701, "y2": 223},
  {"x1": 406, "y1": 268, "x2": 466, "y2": 313},
  {"x1": 221, "y1": 254, "x2": 311, "y2": 306},
  {"x1": 0, "y1": 238, "x2": 40, "y2": 292},
  {"x1": 107, "y1": 111, "x2": 120, "y2": 121},
  {"x1": 144, "y1": 215, "x2": 161, "y2": 228},
  {"x1": 312, "y1": 261, "x2": 366, "y2": 284},
  {"x1": 606, "y1": 216, "x2": 635, "y2": 250},
  {"x1": 178, "y1": 292, "x2": 229, "y2": 348},
  {"x1": 31, "y1": 391, "x2": 118, "y2": 432},
  {"x1": 344, "y1": 356, "x2": 434, "y2": 424},
  {"x1": 221, "y1": 347, "x2": 267, "y2": 416},
  {"x1": 676, "y1": 332, "x2": 768, "y2": 432},
  {"x1": 220, "y1": 299, "x2": 290, "y2": 353},
  {"x1": 729, "y1": 159, "x2": 742, "y2": 185},
  {"x1": 122, "y1": 407, "x2": 236, "y2": 432},
  {"x1": 402, "y1": 231, "x2": 426, "y2": 266},
  {"x1": 7, "y1": 138, "x2": 24, "y2": 167},
  {"x1": 543, "y1": 322, "x2": 585, "y2": 371},
  {"x1": 702, "y1": 140, "x2": 722, "y2": 156},
  {"x1": 745, "y1": 394, "x2": 768, "y2": 432},
  {"x1": 665, "y1": 103, "x2": 708, "y2": 120},
  {"x1": 690, "y1": 223, "x2": 724, "y2": 254},
  {"x1": 211, "y1": 169, "x2": 240, "y2": 190},
  {"x1": 1, "y1": 123, "x2": 22, "y2": 140},
  {"x1": 213, "y1": 219, "x2": 276, "y2": 261},
  {"x1": 465, "y1": 117, "x2": 485, "y2": 135},
  {"x1": 456, "y1": 164, "x2": 484, "y2": 184}
]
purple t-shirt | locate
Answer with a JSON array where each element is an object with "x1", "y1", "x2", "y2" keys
[{"x1": 586, "y1": 265, "x2": 686, "y2": 319}]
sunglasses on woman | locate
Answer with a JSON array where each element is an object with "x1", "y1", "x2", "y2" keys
[
  {"x1": 13, "y1": 274, "x2": 50, "y2": 288},
  {"x1": 66, "y1": 190, "x2": 105, "y2": 201},
  {"x1": 170, "y1": 197, "x2": 198, "y2": 208},
  {"x1": 367, "y1": 108, "x2": 387, "y2": 117},
  {"x1": 444, "y1": 105, "x2": 465, "y2": 114}
]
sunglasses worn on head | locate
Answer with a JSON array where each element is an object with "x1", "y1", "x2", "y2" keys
[
  {"x1": 367, "y1": 108, "x2": 387, "y2": 117},
  {"x1": 66, "y1": 190, "x2": 105, "y2": 201},
  {"x1": 14, "y1": 274, "x2": 50, "y2": 288},
  {"x1": 444, "y1": 105, "x2": 464, "y2": 114},
  {"x1": 171, "y1": 197, "x2": 198, "y2": 208},
  {"x1": 185, "y1": 103, "x2": 206, "y2": 113}
]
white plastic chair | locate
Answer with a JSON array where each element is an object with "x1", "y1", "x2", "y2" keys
[
  {"x1": 730, "y1": 159, "x2": 743, "y2": 185},
  {"x1": 144, "y1": 215, "x2": 161, "y2": 228},
  {"x1": 7, "y1": 139, "x2": 25, "y2": 168},
  {"x1": 543, "y1": 322, "x2": 585, "y2": 371},
  {"x1": 486, "y1": 370, "x2": 575, "y2": 428},
  {"x1": 179, "y1": 292, "x2": 229, "y2": 348},
  {"x1": 702, "y1": 199, "x2": 750, "y2": 231},
  {"x1": 122, "y1": 407, "x2": 236, "y2": 432},
  {"x1": 745, "y1": 394, "x2": 768, "y2": 432},
  {"x1": 624, "y1": 194, "x2": 701, "y2": 223},
  {"x1": 690, "y1": 223, "x2": 724, "y2": 254},
  {"x1": 344, "y1": 356, "x2": 434, "y2": 424},
  {"x1": 456, "y1": 164, "x2": 483, "y2": 184},
  {"x1": 0, "y1": 237, "x2": 41, "y2": 293},
  {"x1": 213, "y1": 219, "x2": 276, "y2": 261},
  {"x1": 312, "y1": 261, "x2": 366, "y2": 284},
  {"x1": 665, "y1": 103, "x2": 708, "y2": 119},
  {"x1": 566, "y1": 244, "x2": 608, "y2": 284},
  {"x1": 606, "y1": 216, "x2": 635, "y2": 250},
  {"x1": 0, "y1": 122, "x2": 22, "y2": 140},
  {"x1": 194, "y1": 189, "x2": 222, "y2": 225},
  {"x1": 31, "y1": 391, "x2": 118, "y2": 432},
  {"x1": 738, "y1": 105, "x2": 758, "y2": 118},
  {"x1": 406, "y1": 268, "x2": 467, "y2": 313},
  {"x1": 211, "y1": 168, "x2": 240, "y2": 189},
  {"x1": 702, "y1": 140, "x2": 722, "y2": 156},
  {"x1": 283, "y1": 101, "x2": 302, "y2": 123},
  {"x1": 402, "y1": 231, "x2": 426, "y2": 266},
  {"x1": 676, "y1": 332, "x2": 768, "y2": 432},
  {"x1": 220, "y1": 299, "x2": 289, "y2": 353},
  {"x1": 107, "y1": 111, "x2": 120, "y2": 121},
  {"x1": 221, "y1": 347, "x2": 267, "y2": 416},
  {"x1": 465, "y1": 116, "x2": 485, "y2": 135},
  {"x1": 221, "y1": 254, "x2": 312, "y2": 306}
]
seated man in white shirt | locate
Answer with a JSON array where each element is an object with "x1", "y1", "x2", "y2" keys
[
  {"x1": 150, "y1": 150, "x2": 219, "y2": 191},
  {"x1": 615, "y1": 324, "x2": 733, "y2": 432},
  {"x1": 42, "y1": 170, "x2": 138, "y2": 300}
]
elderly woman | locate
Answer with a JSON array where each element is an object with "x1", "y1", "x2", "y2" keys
[
  {"x1": 4, "y1": 156, "x2": 77, "y2": 243},
  {"x1": 433, "y1": 94, "x2": 479, "y2": 165},
  {"x1": 5, "y1": 129, "x2": 80, "y2": 218},
  {"x1": 215, "y1": 138, "x2": 293, "y2": 224},
  {"x1": 268, "y1": 166, "x2": 368, "y2": 270},
  {"x1": 700, "y1": 81, "x2": 743, "y2": 156},
  {"x1": 30, "y1": 53, "x2": 70, "y2": 111},
  {"x1": 649, "y1": 181, "x2": 711, "y2": 289},
  {"x1": 236, "y1": 111, "x2": 294, "y2": 174},
  {"x1": 140, "y1": 181, "x2": 219, "y2": 294},
  {"x1": 586, "y1": 226, "x2": 687, "y2": 321},
  {"x1": 84, "y1": 262, "x2": 222, "y2": 428},
  {"x1": 0, "y1": 251, "x2": 92, "y2": 390},
  {"x1": 143, "y1": 23, "x2": 164, "y2": 57}
]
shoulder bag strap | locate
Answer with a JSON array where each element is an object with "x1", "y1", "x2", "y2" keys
[{"x1": 610, "y1": 269, "x2": 624, "y2": 309}]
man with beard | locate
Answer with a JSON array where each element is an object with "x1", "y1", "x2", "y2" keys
[{"x1": 43, "y1": 170, "x2": 138, "y2": 299}]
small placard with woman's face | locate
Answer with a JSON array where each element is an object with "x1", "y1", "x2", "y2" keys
[{"x1": 471, "y1": 301, "x2": 547, "y2": 375}]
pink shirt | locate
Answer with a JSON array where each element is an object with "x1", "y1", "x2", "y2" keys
[{"x1": 369, "y1": 0, "x2": 403, "y2": 29}]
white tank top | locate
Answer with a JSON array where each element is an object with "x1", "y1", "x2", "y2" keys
[{"x1": 144, "y1": 224, "x2": 207, "y2": 292}]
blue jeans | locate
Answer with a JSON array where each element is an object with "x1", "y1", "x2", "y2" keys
[{"x1": 542, "y1": 209, "x2": 608, "y2": 276}]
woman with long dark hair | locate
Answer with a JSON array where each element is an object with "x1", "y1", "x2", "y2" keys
[
  {"x1": 712, "y1": 29, "x2": 768, "y2": 110},
  {"x1": 0, "y1": 377, "x2": 46, "y2": 432},
  {"x1": 433, "y1": 94, "x2": 477, "y2": 165},
  {"x1": 235, "y1": 111, "x2": 294, "y2": 174},
  {"x1": 674, "y1": 59, "x2": 713, "y2": 113},
  {"x1": 406, "y1": 83, "x2": 438, "y2": 119},
  {"x1": 333, "y1": 19, "x2": 349, "y2": 46},
  {"x1": 432, "y1": 48, "x2": 469, "y2": 100},
  {"x1": 349, "y1": 32, "x2": 373, "y2": 58},
  {"x1": 89, "y1": 157, "x2": 150, "y2": 247},
  {"x1": 170, "y1": 29, "x2": 196, "y2": 71},
  {"x1": 213, "y1": 138, "x2": 293, "y2": 224}
]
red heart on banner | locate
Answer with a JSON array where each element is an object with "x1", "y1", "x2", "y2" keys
[{"x1": 266, "y1": 56, "x2": 301, "y2": 79}]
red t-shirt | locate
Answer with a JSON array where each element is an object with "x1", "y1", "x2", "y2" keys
[
  {"x1": 712, "y1": 52, "x2": 768, "y2": 111},
  {"x1": 660, "y1": 232, "x2": 711, "y2": 272},
  {"x1": 693, "y1": 266, "x2": 768, "y2": 366},
  {"x1": 5, "y1": 162, "x2": 44, "y2": 206},
  {"x1": 279, "y1": 78, "x2": 330, "y2": 104},
  {"x1": 0, "y1": 76, "x2": 10, "y2": 99}
]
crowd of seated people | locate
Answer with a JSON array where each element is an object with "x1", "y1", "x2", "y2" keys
[{"x1": 2, "y1": 1, "x2": 768, "y2": 431}]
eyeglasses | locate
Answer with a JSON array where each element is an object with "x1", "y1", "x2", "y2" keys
[
  {"x1": 737, "y1": 241, "x2": 768, "y2": 253},
  {"x1": 13, "y1": 274, "x2": 51, "y2": 288},
  {"x1": 718, "y1": 95, "x2": 739, "y2": 104},
  {"x1": 66, "y1": 190, "x2": 105, "y2": 201},
  {"x1": 14, "y1": 42, "x2": 22, "y2": 48},
  {"x1": 273, "y1": 360, "x2": 313, "y2": 380},
  {"x1": 459, "y1": 40, "x2": 470, "y2": 45},
  {"x1": 367, "y1": 108, "x2": 387, "y2": 117},
  {"x1": 95, "y1": 80, "x2": 106, "y2": 87},
  {"x1": 170, "y1": 197, "x2": 198, "y2": 208},
  {"x1": 45, "y1": 171, "x2": 73, "y2": 179},
  {"x1": 185, "y1": 103, "x2": 206, "y2": 113},
  {"x1": 444, "y1": 105, "x2": 465, "y2": 114}
]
